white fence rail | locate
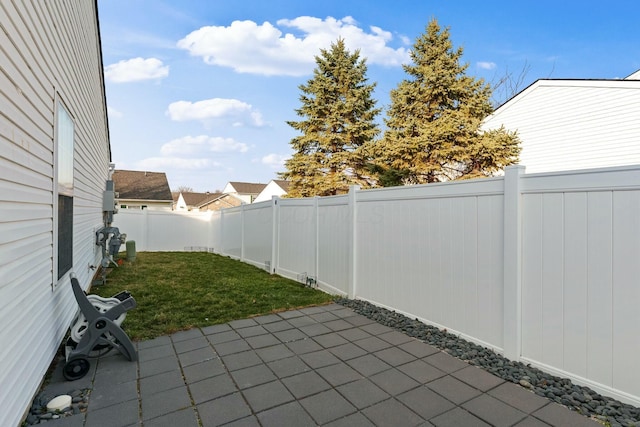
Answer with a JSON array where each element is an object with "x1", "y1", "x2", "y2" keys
[{"x1": 112, "y1": 165, "x2": 640, "y2": 406}]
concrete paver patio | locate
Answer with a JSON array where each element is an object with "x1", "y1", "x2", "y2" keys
[{"x1": 39, "y1": 303, "x2": 599, "y2": 426}]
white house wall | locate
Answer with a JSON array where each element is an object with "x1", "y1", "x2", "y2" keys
[
  {"x1": 482, "y1": 80, "x2": 640, "y2": 173},
  {"x1": 254, "y1": 180, "x2": 287, "y2": 203},
  {"x1": 0, "y1": 2, "x2": 110, "y2": 426}
]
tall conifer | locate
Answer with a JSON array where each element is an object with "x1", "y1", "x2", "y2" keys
[
  {"x1": 281, "y1": 39, "x2": 380, "y2": 197},
  {"x1": 370, "y1": 19, "x2": 520, "y2": 185}
]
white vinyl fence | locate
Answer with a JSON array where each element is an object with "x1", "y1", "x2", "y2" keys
[{"x1": 112, "y1": 165, "x2": 640, "y2": 406}]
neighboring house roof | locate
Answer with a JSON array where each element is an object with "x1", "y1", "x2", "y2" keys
[
  {"x1": 179, "y1": 191, "x2": 216, "y2": 207},
  {"x1": 225, "y1": 181, "x2": 268, "y2": 194},
  {"x1": 626, "y1": 69, "x2": 640, "y2": 80},
  {"x1": 112, "y1": 170, "x2": 173, "y2": 201},
  {"x1": 198, "y1": 193, "x2": 243, "y2": 210},
  {"x1": 481, "y1": 75, "x2": 640, "y2": 173},
  {"x1": 273, "y1": 179, "x2": 290, "y2": 192},
  {"x1": 181, "y1": 191, "x2": 232, "y2": 208},
  {"x1": 196, "y1": 192, "x2": 230, "y2": 208},
  {"x1": 175, "y1": 191, "x2": 243, "y2": 210}
]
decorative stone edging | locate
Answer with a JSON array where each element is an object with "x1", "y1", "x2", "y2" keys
[{"x1": 24, "y1": 388, "x2": 90, "y2": 425}]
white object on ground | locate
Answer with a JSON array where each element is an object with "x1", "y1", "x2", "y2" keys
[{"x1": 47, "y1": 395, "x2": 72, "y2": 411}]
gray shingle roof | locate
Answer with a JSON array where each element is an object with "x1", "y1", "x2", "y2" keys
[
  {"x1": 112, "y1": 170, "x2": 173, "y2": 201},
  {"x1": 273, "y1": 180, "x2": 290, "y2": 191},
  {"x1": 228, "y1": 181, "x2": 267, "y2": 194},
  {"x1": 180, "y1": 191, "x2": 225, "y2": 207}
]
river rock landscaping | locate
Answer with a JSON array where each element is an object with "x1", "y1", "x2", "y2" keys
[{"x1": 24, "y1": 388, "x2": 89, "y2": 425}]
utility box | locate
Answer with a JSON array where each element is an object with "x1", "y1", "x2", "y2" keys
[{"x1": 103, "y1": 180, "x2": 116, "y2": 212}]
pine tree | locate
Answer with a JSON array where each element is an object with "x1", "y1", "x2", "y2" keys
[
  {"x1": 280, "y1": 39, "x2": 381, "y2": 197},
  {"x1": 369, "y1": 19, "x2": 520, "y2": 186}
]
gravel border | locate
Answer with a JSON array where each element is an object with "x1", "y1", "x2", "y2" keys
[
  {"x1": 335, "y1": 298, "x2": 640, "y2": 427},
  {"x1": 24, "y1": 388, "x2": 90, "y2": 425}
]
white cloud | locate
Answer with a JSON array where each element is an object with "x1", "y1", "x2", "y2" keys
[
  {"x1": 166, "y1": 98, "x2": 265, "y2": 127},
  {"x1": 261, "y1": 153, "x2": 289, "y2": 169},
  {"x1": 132, "y1": 134, "x2": 246, "y2": 175},
  {"x1": 477, "y1": 61, "x2": 497, "y2": 70},
  {"x1": 104, "y1": 57, "x2": 169, "y2": 83},
  {"x1": 160, "y1": 135, "x2": 248, "y2": 156},
  {"x1": 107, "y1": 106, "x2": 123, "y2": 119},
  {"x1": 135, "y1": 157, "x2": 218, "y2": 170},
  {"x1": 177, "y1": 16, "x2": 410, "y2": 76}
]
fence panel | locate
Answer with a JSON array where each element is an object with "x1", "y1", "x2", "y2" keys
[
  {"x1": 611, "y1": 190, "x2": 640, "y2": 401},
  {"x1": 151, "y1": 210, "x2": 212, "y2": 251},
  {"x1": 220, "y1": 207, "x2": 242, "y2": 259},
  {"x1": 111, "y1": 210, "x2": 148, "y2": 250},
  {"x1": 276, "y1": 198, "x2": 316, "y2": 282},
  {"x1": 520, "y1": 167, "x2": 640, "y2": 404},
  {"x1": 242, "y1": 201, "x2": 273, "y2": 269},
  {"x1": 317, "y1": 196, "x2": 350, "y2": 295},
  {"x1": 210, "y1": 210, "x2": 222, "y2": 251},
  {"x1": 113, "y1": 210, "x2": 212, "y2": 251},
  {"x1": 355, "y1": 180, "x2": 505, "y2": 351}
]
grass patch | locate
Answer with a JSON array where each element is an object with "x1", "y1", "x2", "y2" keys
[{"x1": 92, "y1": 252, "x2": 335, "y2": 341}]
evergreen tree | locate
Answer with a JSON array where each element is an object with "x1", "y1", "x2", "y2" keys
[
  {"x1": 370, "y1": 19, "x2": 520, "y2": 186},
  {"x1": 280, "y1": 39, "x2": 380, "y2": 197}
]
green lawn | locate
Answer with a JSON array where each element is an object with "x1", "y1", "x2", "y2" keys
[{"x1": 92, "y1": 252, "x2": 335, "y2": 341}]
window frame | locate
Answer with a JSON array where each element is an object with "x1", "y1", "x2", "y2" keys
[{"x1": 53, "y1": 96, "x2": 75, "y2": 288}]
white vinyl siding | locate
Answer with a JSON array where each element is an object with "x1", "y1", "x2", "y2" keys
[
  {"x1": 482, "y1": 80, "x2": 640, "y2": 173},
  {"x1": 0, "y1": 2, "x2": 110, "y2": 426}
]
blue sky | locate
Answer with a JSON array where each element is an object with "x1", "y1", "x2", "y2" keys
[{"x1": 97, "y1": 0, "x2": 640, "y2": 192}]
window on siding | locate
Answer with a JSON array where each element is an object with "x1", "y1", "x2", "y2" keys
[
  {"x1": 58, "y1": 195, "x2": 73, "y2": 278},
  {"x1": 56, "y1": 101, "x2": 74, "y2": 280}
]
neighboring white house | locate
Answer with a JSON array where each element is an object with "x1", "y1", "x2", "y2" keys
[
  {"x1": 254, "y1": 179, "x2": 290, "y2": 203},
  {"x1": 0, "y1": 2, "x2": 111, "y2": 426},
  {"x1": 481, "y1": 71, "x2": 640, "y2": 173},
  {"x1": 222, "y1": 181, "x2": 267, "y2": 203}
]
